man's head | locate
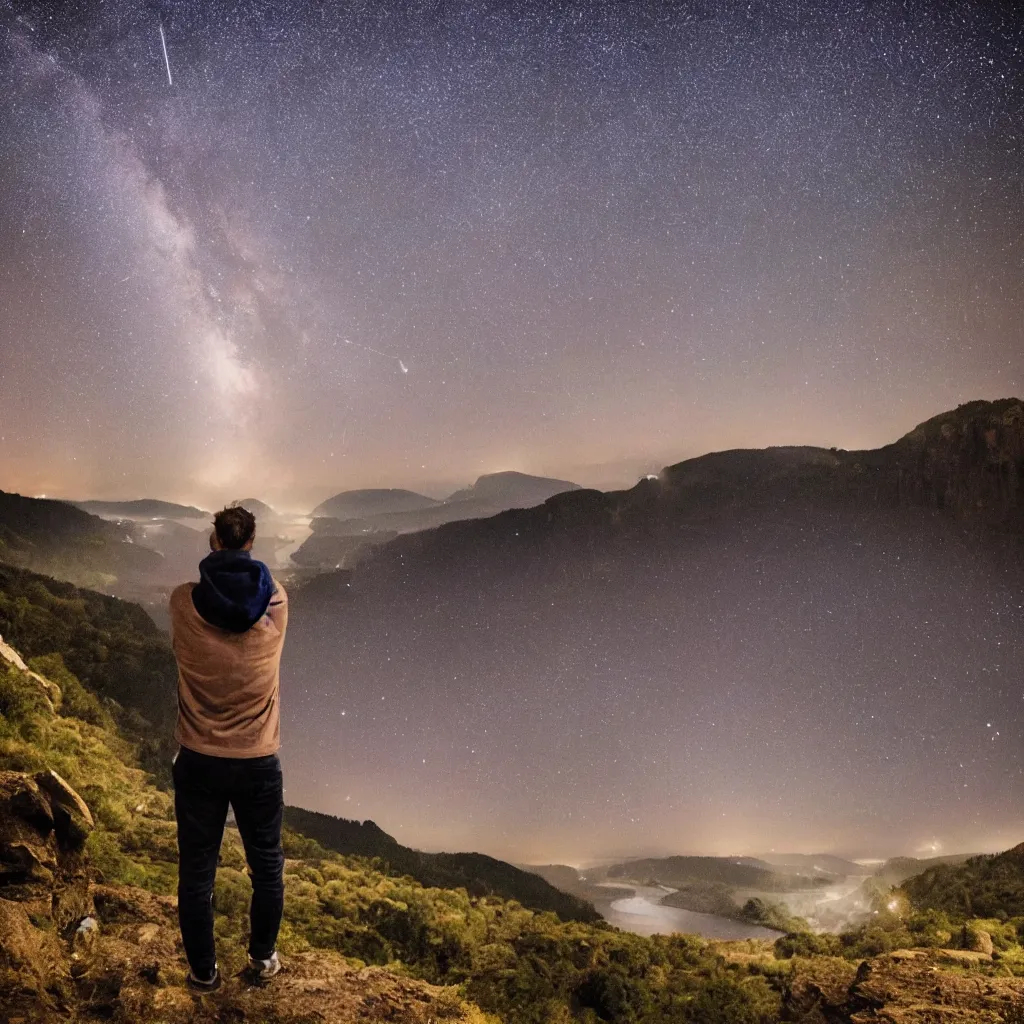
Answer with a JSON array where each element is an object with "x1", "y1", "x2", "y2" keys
[{"x1": 210, "y1": 505, "x2": 256, "y2": 552}]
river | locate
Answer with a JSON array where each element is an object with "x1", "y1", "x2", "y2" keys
[{"x1": 594, "y1": 883, "x2": 782, "y2": 941}]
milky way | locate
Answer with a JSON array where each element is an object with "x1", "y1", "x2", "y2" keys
[{"x1": 1, "y1": 0, "x2": 1021, "y2": 509}]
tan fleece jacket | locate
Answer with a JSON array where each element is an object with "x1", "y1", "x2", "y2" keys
[{"x1": 169, "y1": 580, "x2": 288, "y2": 758}]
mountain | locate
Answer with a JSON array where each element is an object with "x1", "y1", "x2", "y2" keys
[
  {"x1": 900, "y1": 845, "x2": 1024, "y2": 918},
  {"x1": 287, "y1": 399, "x2": 1024, "y2": 855},
  {"x1": 760, "y1": 853, "x2": 864, "y2": 877},
  {"x1": 282, "y1": 805, "x2": 600, "y2": 922},
  {"x1": 445, "y1": 471, "x2": 581, "y2": 507},
  {"x1": 70, "y1": 499, "x2": 209, "y2": 519},
  {"x1": 0, "y1": 561, "x2": 180, "y2": 782},
  {"x1": 231, "y1": 497, "x2": 280, "y2": 520},
  {"x1": 875, "y1": 854, "x2": 979, "y2": 887},
  {"x1": 310, "y1": 488, "x2": 439, "y2": 519},
  {"x1": 0, "y1": 489, "x2": 162, "y2": 592},
  {"x1": 607, "y1": 855, "x2": 829, "y2": 891},
  {"x1": 294, "y1": 473, "x2": 584, "y2": 568},
  {"x1": 4, "y1": 495, "x2": 1024, "y2": 1021},
  {"x1": 0, "y1": 560, "x2": 597, "y2": 921},
  {"x1": 289, "y1": 519, "x2": 397, "y2": 570}
]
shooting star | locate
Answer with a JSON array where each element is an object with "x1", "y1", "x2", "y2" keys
[
  {"x1": 343, "y1": 338, "x2": 409, "y2": 374},
  {"x1": 158, "y1": 20, "x2": 173, "y2": 86}
]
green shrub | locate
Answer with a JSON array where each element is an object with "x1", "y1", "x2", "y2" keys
[
  {"x1": 677, "y1": 972, "x2": 780, "y2": 1024},
  {"x1": 29, "y1": 653, "x2": 112, "y2": 728},
  {"x1": 0, "y1": 663, "x2": 48, "y2": 723},
  {"x1": 774, "y1": 931, "x2": 842, "y2": 958}
]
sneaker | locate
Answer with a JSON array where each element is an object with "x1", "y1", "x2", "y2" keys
[
  {"x1": 247, "y1": 950, "x2": 281, "y2": 980},
  {"x1": 186, "y1": 965, "x2": 221, "y2": 992}
]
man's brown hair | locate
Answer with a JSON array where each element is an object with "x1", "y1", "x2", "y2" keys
[{"x1": 214, "y1": 505, "x2": 256, "y2": 550}]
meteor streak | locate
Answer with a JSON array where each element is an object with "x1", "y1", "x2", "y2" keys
[
  {"x1": 343, "y1": 338, "x2": 409, "y2": 374},
  {"x1": 158, "y1": 21, "x2": 173, "y2": 86}
]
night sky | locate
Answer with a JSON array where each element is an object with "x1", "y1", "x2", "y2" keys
[
  {"x1": 2, "y1": 1, "x2": 1024, "y2": 864},
  {"x1": 1, "y1": 0, "x2": 1021, "y2": 510}
]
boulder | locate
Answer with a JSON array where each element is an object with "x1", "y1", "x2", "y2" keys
[
  {"x1": 964, "y1": 926, "x2": 995, "y2": 956},
  {"x1": 34, "y1": 769, "x2": 94, "y2": 850},
  {"x1": 0, "y1": 633, "x2": 29, "y2": 671},
  {"x1": 0, "y1": 897, "x2": 67, "y2": 1012},
  {"x1": 0, "y1": 771, "x2": 57, "y2": 886},
  {"x1": 73, "y1": 915, "x2": 100, "y2": 954}
]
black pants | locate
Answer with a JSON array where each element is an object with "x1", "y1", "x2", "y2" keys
[{"x1": 172, "y1": 745, "x2": 285, "y2": 976}]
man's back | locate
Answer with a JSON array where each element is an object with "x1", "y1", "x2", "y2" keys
[
  {"x1": 170, "y1": 506, "x2": 288, "y2": 991},
  {"x1": 170, "y1": 576, "x2": 288, "y2": 758}
]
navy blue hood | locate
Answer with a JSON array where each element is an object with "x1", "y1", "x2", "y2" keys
[{"x1": 191, "y1": 549, "x2": 274, "y2": 633}]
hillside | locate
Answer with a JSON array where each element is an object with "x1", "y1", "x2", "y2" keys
[
  {"x1": 70, "y1": 499, "x2": 209, "y2": 519},
  {"x1": 760, "y1": 854, "x2": 864, "y2": 877},
  {"x1": 311, "y1": 488, "x2": 439, "y2": 519},
  {"x1": 875, "y1": 853, "x2": 979, "y2": 887},
  {"x1": 289, "y1": 519, "x2": 396, "y2": 570},
  {"x1": 295, "y1": 473, "x2": 584, "y2": 568},
  {"x1": 900, "y1": 844, "x2": 1024, "y2": 918},
  {"x1": 445, "y1": 471, "x2": 581, "y2": 507},
  {"x1": 4, "y1": 636, "x2": 1024, "y2": 1021},
  {"x1": 0, "y1": 561, "x2": 613, "y2": 921},
  {"x1": 282, "y1": 805, "x2": 600, "y2": 923},
  {"x1": 0, "y1": 490, "x2": 162, "y2": 592},
  {"x1": 607, "y1": 856, "x2": 829, "y2": 891}
]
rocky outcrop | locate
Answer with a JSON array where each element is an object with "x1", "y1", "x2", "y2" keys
[
  {"x1": 889, "y1": 398, "x2": 1024, "y2": 531},
  {"x1": 34, "y1": 769, "x2": 95, "y2": 850},
  {"x1": 0, "y1": 770, "x2": 93, "y2": 928},
  {"x1": 0, "y1": 771, "x2": 58, "y2": 885},
  {"x1": 783, "y1": 949, "x2": 1024, "y2": 1023},
  {"x1": 0, "y1": 632, "x2": 63, "y2": 710},
  {"x1": 0, "y1": 768, "x2": 97, "y2": 1019}
]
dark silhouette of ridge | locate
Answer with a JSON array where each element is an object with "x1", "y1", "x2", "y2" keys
[
  {"x1": 70, "y1": 498, "x2": 209, "y2": 518},
  {"x1": 281, "y1": 805, "x2": 600, "y2": 923},
  {"x1": 311, "y1": 488, "x2": 439, "y2": 519}
]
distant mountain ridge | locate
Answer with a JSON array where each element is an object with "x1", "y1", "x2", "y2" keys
[
  {"x1": 298, "y1": 472, "x2": 583, "y2": 568},
  {"x1": 606, "y1": 855, "x2": 830, "y2": 890},
  {"x1": 311, "y1": 488, "x2": 440, "y2": 520},
  {"x1": 70, "y1": 498, "x2": 209, "y2": 518},
  {"x1": 231, "y1": 498, "x2": 279, "y2": 520},
  {"x1": 285, "y1": 398, "x2": 1024, "y2": 858},
  {"x1": 445, "y1": 471, "x2": 581, "y2": 507},
  {"x1": 760, "y1": 853, "x2": 864, "y2": 876}
]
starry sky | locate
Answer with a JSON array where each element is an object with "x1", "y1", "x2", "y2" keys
[{"x1": 1, "y1": 0, "x2": 1021, "y2": 511}]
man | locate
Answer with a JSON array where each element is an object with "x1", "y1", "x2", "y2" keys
[{"x1": 169, "y1": 504, "x2": 289, "y2": 992}]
